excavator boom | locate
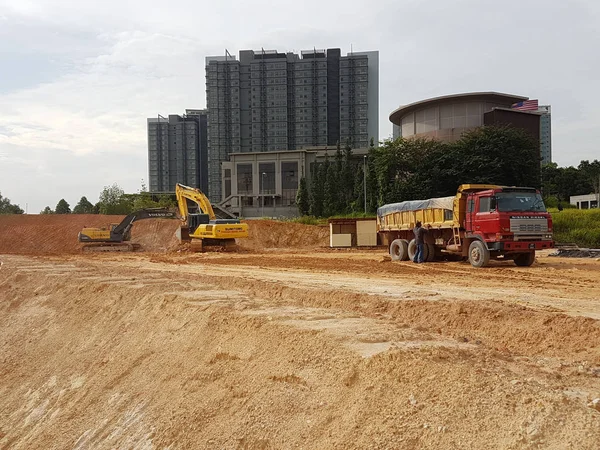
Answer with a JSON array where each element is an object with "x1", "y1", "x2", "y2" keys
[{"x1": 176, "y1": 183, "x2": 216, "y2": 221}]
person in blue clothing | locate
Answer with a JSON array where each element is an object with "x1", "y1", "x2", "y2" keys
[{"x1": 413, "y1": 221, "x2": 427, "y2": 263}]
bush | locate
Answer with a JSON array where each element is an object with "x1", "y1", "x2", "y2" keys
[
  {"x1": 551, "y1": 209, "x2": 600, "y2": 248},
  {"x1": 288, "y1": 216, "x2": 325, "y2": 226}
]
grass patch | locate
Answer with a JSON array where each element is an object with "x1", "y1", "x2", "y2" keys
[
  {"x1": 286, "y1": 213, "x2": 377, "y2": 226},
  {"x1": 287, "y1": 216, "x2": 327, "y2": 226},
  {"x1": 551, "y1": 208, "x2": 600, "y2": 248}
]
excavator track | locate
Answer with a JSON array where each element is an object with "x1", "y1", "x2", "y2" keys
[
  {"x1": 189, "y1": 238, "x2": 238, "y2": 253},
  {"x1": 81, "y1": 243, "x2": 141, "y2": 253}
]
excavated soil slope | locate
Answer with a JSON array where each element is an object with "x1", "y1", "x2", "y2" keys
[
  {"x1": 0, "y1": 214, "x2": 182, "y2": 254},
  {"x1": 240, "y1": 219, "x2": 329, "y2": 250},
  {"x1": 2, "y1": 215, "x2": 600, "y2": 448},
  {"x1": 1, "y1": 254, "x2": 600, "y2": 449},
  {"x1": 0, "y1": 216, "x2": 328, "y2": 254}
]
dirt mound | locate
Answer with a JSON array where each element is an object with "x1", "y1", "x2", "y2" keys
[
  {"x1": 0, "y1": 214, "x2": 180, "y2": 255},
  {"x1": 241, "y1": 220, "x2": 329, "y2": 250},
  {"x1": 0, "y1": 215, "x2": 329, "y2": 255},
  {"x1": 130, "y1": 219, "x2": 181, "y2": 252}
]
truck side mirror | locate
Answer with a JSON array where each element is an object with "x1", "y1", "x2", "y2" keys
[{"x1": 490, "y1": 197, "x2": 497, "y2": 211}]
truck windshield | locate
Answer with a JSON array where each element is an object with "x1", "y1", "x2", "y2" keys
[{"x1": 495, "y1": 192, "x2": 547, "y2": 212}]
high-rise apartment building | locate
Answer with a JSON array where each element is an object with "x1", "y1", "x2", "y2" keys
[
  {"x1": 205, "y1": 48, "x2": 379, "y2": 202},
  {"x1": 147, "y1": 110, "x2": 208, "y2": 193},
  {"x1": 537, "y1": 105, "x2": 552, "y2": 165}
]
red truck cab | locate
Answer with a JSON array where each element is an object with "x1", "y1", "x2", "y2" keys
[{"x1": 465, "y1": 187, "x2": 553, "y2": 266}]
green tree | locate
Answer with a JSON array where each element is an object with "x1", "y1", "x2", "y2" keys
[
  {"x1": 447, "y1": 125, "x2": 541, "y2": 190},
  {"x1": 370, "y1": 137, "x2": 440, "y2": 205},
  {"x1": 323, "y1": 163, "x2": 338, "y2": 217},
  {"x1": 97, "y1": 183, "x2": 132, "y2": 214},
  {"x1": 132, "y1": 180, "x2": 159, "y2": 210},
  {"x1": 0, "y1": 191, "x2": 24, "y2": 214},
  {"x1": 309, "y1": 162, "x2": 324, "y2": 217},
  {"x1": 73, "y1": 196, "x2": 95, "y2": 214},
  {"x1": 157, "y1": 194, "x2": 176, "y2": 208},
  {"x1": 54, "y1": 199, "x2": 71, "y2": 214},
  {"x1": 542, "y1": 163, "x2": 592, "y2": 201},
  {"x1": 40, "y1": 206, "x2": 54, "y2": 214},
  {"x1": 131, "y1": 181, "x2": 176, "y2": 211},
  {"x1": 578, "y1": 159, "x2": 600, "y2": 198},
  {"x1": 365, "y1": 139, "x2": 378, "y2": 213},
  {"x1": 351, "y1": 163, "x2": 365, "y2": 213},
  {"x1": 368, "y1": 126, "x2": 542, "y2": 208},
  {"x1": 296, "y1": 177, "x2": 310, "y2": 216},
  {"x1": 341, "y1": 139, "x2": 355, "y2": 211}
]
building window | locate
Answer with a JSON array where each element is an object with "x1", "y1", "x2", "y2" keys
[
  {"x1": 259, "y1": 162, "x2": 276, "y2": 195},
  {"x1": 224, "y1": 169, "x2": 232, "y2": 199},
  {"x1": 281, "y1": 161, "x2": 298, "y2": 206},
  {"x1": 237, "y1": 164, "x2": 253, "y2": 195}
]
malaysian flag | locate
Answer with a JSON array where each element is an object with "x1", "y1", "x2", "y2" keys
[{"x1": 511, "y1": 99, "x2": 539, "y2": 111}]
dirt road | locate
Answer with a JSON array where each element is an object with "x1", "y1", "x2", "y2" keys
[{"x1": 1, "y1": 247, "x2": 600, "y2": 449}]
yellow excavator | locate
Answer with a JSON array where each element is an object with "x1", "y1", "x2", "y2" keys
[
  {"x1": 78, "y1": 208, "x2": 177, "y2": 252},
  {"x1": 176, "y1": 183, "x2": 248, "y2": 252}
]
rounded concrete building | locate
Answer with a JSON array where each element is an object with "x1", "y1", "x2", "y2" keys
[{"x1": 389, "y1": 92, "x2": 528, "y2": 142}]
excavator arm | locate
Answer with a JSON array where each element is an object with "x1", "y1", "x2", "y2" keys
[
  {"x1": 175, "y1": 183, "x2": 216, "y2": 221},
  {"x1": 111, "y1": 208, "x2": 177, "y2": 239}
]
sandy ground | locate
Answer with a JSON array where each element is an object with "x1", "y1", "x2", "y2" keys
[{"x1": 1, "y1": 217, "x2": 600, "y2": 449}]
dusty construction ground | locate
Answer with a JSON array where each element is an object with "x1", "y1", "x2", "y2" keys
[{"x1": 1, "y1": 219, "x2": 600, "y2": 449}]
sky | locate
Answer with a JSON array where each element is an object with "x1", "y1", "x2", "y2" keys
[{"x1": 1, "y1": 0, "x2": 599, "y2": 213}]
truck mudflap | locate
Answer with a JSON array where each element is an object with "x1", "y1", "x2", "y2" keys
[{"x1": 487, "y1": 240, "x2": 554, "y2": 252}]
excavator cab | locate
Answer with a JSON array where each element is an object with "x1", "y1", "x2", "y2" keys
[{"x1": 188, "y1": 213, "x2": 210, "y2": 233}]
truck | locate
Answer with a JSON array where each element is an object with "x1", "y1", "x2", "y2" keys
[{"x1": 377, "y1": 184, "x2": 554, "y2": 268}]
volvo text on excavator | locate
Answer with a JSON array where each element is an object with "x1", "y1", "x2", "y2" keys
[
  {"x1": 175, "y1": 183, "x2": 248, "y2": 252},
  {"x1": 78, "y1": 208, "x2": 177, "y2": 252}
]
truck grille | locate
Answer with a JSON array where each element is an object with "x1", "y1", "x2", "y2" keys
[{"x1": 509, "y1": 217, "x2": 548, "y2": 234}]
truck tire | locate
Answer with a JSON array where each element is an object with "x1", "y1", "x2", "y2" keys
[
  {"x1": 514, "y1": 252, "x2": 535, "y2": 267},
  {"x1": 408, "y1": 239, "x2": 429, "y2": 262},
  {"x1": 390, "y1": 239, "x2": 409, "y2": 261},
  {"x1": 408, "y1": 239, "x2": 417, "y2": 261},
  {"x1": 468, "y1": 240, "x2": 490, "y2": 268},
  {"x1": 426, "y1": 243, "x2": 436, "y2": 262}
]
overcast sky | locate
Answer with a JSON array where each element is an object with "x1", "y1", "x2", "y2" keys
[{"x1": 1, "y1": 0, "x2": 599, "y2": 213}]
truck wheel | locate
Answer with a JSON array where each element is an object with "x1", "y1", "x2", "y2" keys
[
  {"x1": 408, "y1": 239, "x2": 417, "y2": 261},
  {"x1": 514, "y1": 252, "x2": 535, "y2": 267},
  {"x1": 390, "y1": 239, "x2": 409, "y2": 261},
  {"x1": 426, "y1": 243, "x2": 436, "y2": 262},
  {"x1": 408, "y1": 239, "x2": 429, "y2": 262},
  {"x1": 399, "y1": 239, "x2": 410, "y2": 260},
  {"x1": 468, "y1": 240, "x2": 490, "y2": 268}
]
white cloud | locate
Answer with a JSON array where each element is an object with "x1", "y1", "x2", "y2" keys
[
  {"x1": 0, "y1": 0, "x2": 599, "y2": 211},
  {"x1": 0, "y1": 30, "x2": 208, "y2": 156}
]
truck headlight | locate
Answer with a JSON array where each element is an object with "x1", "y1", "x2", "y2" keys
[{"x1": 544, "y1": 234, "x2": 553, "y2": 240}]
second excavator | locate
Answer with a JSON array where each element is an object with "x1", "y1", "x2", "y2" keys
[
  {"x1": 175, "y1": 183, "x2": 248, "y2": 251},
  {"x1": 78, "y1": 207, "x2": 177, "y2": 252}
]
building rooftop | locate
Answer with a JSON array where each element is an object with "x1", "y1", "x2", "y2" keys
[{"x1": 389, "y1": 92, "x2": 528, "y2": 125}]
